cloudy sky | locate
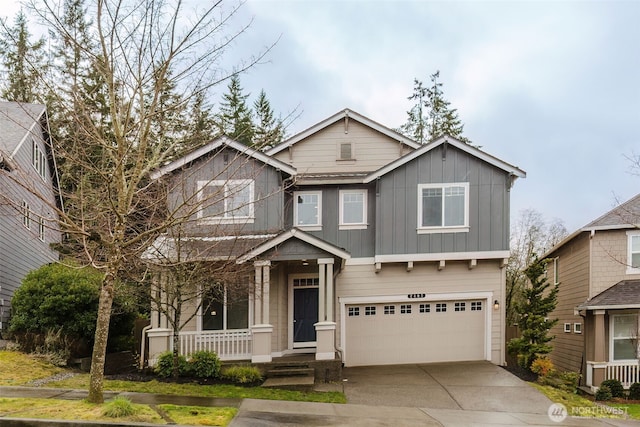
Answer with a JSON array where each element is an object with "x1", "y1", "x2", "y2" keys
[{"x1": 4, "y1": 1, "x2": 639, "y2": 233}]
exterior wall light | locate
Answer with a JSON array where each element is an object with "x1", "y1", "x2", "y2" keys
[{"x1": 493, "y1": 300, "x2": 500, "y2": 310}]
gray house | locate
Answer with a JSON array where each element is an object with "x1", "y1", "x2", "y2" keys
[
  {"x1": 0, "y1": 101, "x2": 60, "y2": 333},
  {"x1": 145, "y1": 109, "x2": 526, "y2": 367}
]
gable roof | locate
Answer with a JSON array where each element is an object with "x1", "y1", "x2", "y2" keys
[
  {"x1": 265, "y1": 108, "x2": 421, "y2": 156},
  {"x1": 0, "y1": 101, "x2": 47, "y2": 158},
  {"x1": 363, "y1": 135, "x2": 526, "y2": 183},
  {"x1": 544, "y1": 193, "x2": 640, "y2": 258},
  {"x1": 236, "y1": 228, "x2": 351, "y2": 264},
  {"x1": 150, "y1": 136, "x2": 297, "y2": 180},
  {"x1": 577, "y1": 279, "x2": 640, "y2": 310}
]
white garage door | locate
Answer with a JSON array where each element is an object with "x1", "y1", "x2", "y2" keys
[{"x1": 344, "y1": 299, "x2": 486, "y2": 366}]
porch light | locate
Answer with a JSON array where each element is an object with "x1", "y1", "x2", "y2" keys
[
  {"x1": 493, "y1": 300, "x2": 500, "y2": 310},
  {"x1": 302, "y1": 259, "x2": 309, "y2": 266}
]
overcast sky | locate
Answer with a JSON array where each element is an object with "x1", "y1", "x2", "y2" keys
[{"x1": 5, "y1": 1, "x2": 639, "y2": 233}]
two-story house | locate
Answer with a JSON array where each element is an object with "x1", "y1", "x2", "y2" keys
[
  {"x1": 544, "y1": 193, "x2": 640, "y2": 391},
  {"x1": 145, "y1": 109, "x2": 526, "y2": 368},
  {"x1": 0, "y1": 101, "x2": 61, "y2": 333}
]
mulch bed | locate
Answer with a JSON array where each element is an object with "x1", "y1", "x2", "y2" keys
[{"x1": 501, "y1": 363, "x2": 537, "y2": 382}]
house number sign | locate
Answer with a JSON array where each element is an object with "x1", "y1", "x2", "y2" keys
[{"x1": 407, "y1": 293, "x2": 426, "y2": 299}]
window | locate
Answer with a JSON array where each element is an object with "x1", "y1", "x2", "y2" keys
[
  {"x1": 339, "y1": 190, "x2": 367, "y2": 229},
  {"x1": 436, "y1": 303, "x2": 447, "y2": 312},
  {"x1": 294, "y1": 191, "x2": 322, "y2": 229},
  {"x1": 21, "y1": 201, "x2": 30, "y2": 229},
  {"x1": 400, "y1": 304, "x2": 412, "y2": 314},
  {"x1": 627, "y1": 231, "x2": 640, "y2": 274},
  {"x1": 31, "y1": 138, "x2": 46, "y2": 180},
  {"x1": 384, "y1": 305, "x2": 395, "y2": 315},
  {"x1": 553, "y1": 257, "x2": 560, "y2": 284},
  {"x1": 574, "y1": 323, "x2": 582, "y2": 334},
  {"x1": 471, "y1": 301, "x2": 482, "y2": 311},
  {"x1": 202, "y1": 285, "x2": 248, "y2": 331},
  {"x1": 564, "y1": 323, "x2": 571, "y2": 333},
  {"x1": 38, "y1": 216, "x2": 45, "y2": 241},
  {"x1": 417, "y1": 183, "x2": 469, "y2": 233},
  {"x1": 365, "y1": 306, "x2": 376, "y2": 316},
  {"x1": 348, "y1": 307, "x2": 360, "y2": 317},
  {"x1": 611, "y1": 314, "x2": 638, "y2": 361},
  {"x1": 420, "y1": 304, "x2": 431, "y2": 313},
  {"x1": 455, "y1": 302, "x2": 466, "y2": 312},
  {"x1": 197, "y1": 179, "x2": 254, "y2": 224}
]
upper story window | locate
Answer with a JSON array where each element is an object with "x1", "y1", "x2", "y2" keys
[
  {"x1": 197, "y1": 179, "x2": 254, "y2": 224},
  {"x1": 21, "y1": 200, "x2": 30, "y2": 229},
  {"x1": 31, "y1": 138, "x2": 47, "y2": 180},
  {"x1": 553, "y1": 257, "x2": 560, "y2": 284},
  {"x1": 417, "y1": 183, "x2": 469, "y2": 234},
  {"x1": 38, "y1": 215, "x2": 45, "y2": 241},
  {"x1": 339, "y1": 189, "x2": 367, "y2": 230},
  {"x1": 294, "y1": 191, "x2": 322, "y2": 230},
  {"x1": 628, "y1": 231, "x2": 640, "y2": 274}
]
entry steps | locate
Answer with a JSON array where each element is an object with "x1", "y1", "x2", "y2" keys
[{"x1": 262, "y1": 362, "x2": 315, "y2": 391}]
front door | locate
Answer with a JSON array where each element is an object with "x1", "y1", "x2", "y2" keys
[{"x1": 291, "y1": 276, "x2": 319, "y2": 347}]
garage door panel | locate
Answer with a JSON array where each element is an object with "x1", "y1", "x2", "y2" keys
[{"x1": 345, "y1": 300, "x2": 486, "y2": 366}]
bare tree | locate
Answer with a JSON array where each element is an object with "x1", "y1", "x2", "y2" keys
[{"x1": 0, "y1": 0, "x2": 272, "y2": 403}]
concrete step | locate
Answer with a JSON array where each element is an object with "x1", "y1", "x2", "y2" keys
[
  {"x1": 261, "y1": 374, "x2": 315, "y2": 391},
  {"x1": 266, "y1": 367, "x2": 315, "y2": 378}
]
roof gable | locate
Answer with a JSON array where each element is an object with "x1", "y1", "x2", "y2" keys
[
  {"x1": 577, "y1": 279, "x2": 640, "y2": 310},
  {"x1": 363, "y1": 135, "x2": 526, "y2": 183},
  {"x1": 265, "y1": 108, "x2": 421, "y2": 156},
  {"x1": 584, "y1": 193, "x2": 640, "y2": 230},
  {"x1": 150, "y1": 136, "x2": 297, "y2": 180},
  {"x1": 0, "y1": 101, "x2": 47, "y2": 158}
]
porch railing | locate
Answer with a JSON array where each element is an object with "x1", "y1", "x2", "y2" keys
[
  {"x1": 606, "y1": 361, "x2": 640, "y2": 388},
  {"x1": 178, "y1": 329, "x2": 252, "y2": 361}
]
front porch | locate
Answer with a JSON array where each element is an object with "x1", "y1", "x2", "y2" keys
[{"x1": 586, "y1": 360, "x2": 640, "y2": 391}]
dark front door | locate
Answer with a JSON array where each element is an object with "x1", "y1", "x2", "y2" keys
[{"x1": 293, "y1": 287, "x2": 318, "y2": 344}]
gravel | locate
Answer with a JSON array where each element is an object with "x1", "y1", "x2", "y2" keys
[{"x1": 27, "y1": 372, "x2": 79, "y2": 387}]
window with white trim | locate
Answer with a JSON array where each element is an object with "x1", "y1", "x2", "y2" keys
[
  {"x1": 400, "y1": 304, "x2": 412, "y2": 314},
  {"x1": 202, "y1": 285, "x2": 249, "y2": 330},
  {"x1": 365, "y1": 306, "x2": 376, "y2": 316},
  {"x1": 628, "y1": 231, "x2": 640, "y2": 274},
  {"x1": 348, "y1": 307, "x2": 360, "y2": 317},
  {"x1": 471, "y1": 301, "x2": 482, "y2": 311},
  {"x1": 420, "y1": 303, "x2": 430, "y2": 313},
  {"x1": 21, "y1": 201, "x2": 30, "y2": 229},
  {"x1": 31, "y1": 138, "x2": 46, "y2": 180},
  {"x1": 553, "y1": 257, "x2": 559, "y2": 284},
  {"x1": 417, "y1": 183, "x2": 469, "y2": 233},
  {"x1": 455, "y1": 302, "x2": 466, "y2": 312},
  {"x1": 294, "y1": 191, "x2": 322, "y2": 229},
  {"x1": 339, "y1": 189, "x2": 367, "y2": 230},
  {"x1": 197, "y1": 179, "x2": 254, "y2": 224},
  {"x1": 384, "y1": 305, "x2": 395, "y2": 315},
  {"x1": 436, "y1": 303, "x2": 447, "y2": 312},
  {"x1": 563, "y1": 323, "x2": 571, "y2": 333},
  {"x1": 573, "y1": 323, "x2": 582, "y2": 334},
  {"x1": 611, "y1": 314, "x2": 638, "y2": 361},
  {"x1": 38, "y1": 215, "x2": 45, "y2": 241}
]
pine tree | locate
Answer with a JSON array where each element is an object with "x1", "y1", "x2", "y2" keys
[
  {"x1": 0, "y1": 10, "x2": 48, "y2": 103},
  {"x1": 181, "y1": 90, "x2": 216, "y2": 154},
  {"x1": 253, "y1": 89, "x2": 284, "y2": 148},
  {"x1": 216, "y1": 75, "x2": 254, "y2": 145},
  {"x1": 507, "y1": 257, "x2": 559, "y2": 370}
]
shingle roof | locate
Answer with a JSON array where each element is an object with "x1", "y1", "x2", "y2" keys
[
  {"x1": 0, "y1": 101, "x2": 46, "y2": 157},
  {"x1": 577, "y1": 280, "x2": 640, "y2": 310},
  {"x1": 584, "y1": 193, "x2": 640, "y2": 229}
]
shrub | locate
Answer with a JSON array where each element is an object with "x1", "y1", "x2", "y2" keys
[
  {"x1": 222, "y1": 365, "x2": 263, "y2": 384},
  {"x1": 187, "y1": 351, "x2": 221, "y2": 379},
  {"x1": 629, "y1": 382, "x2": 640, "y2": 400},
  {"x1": 537, "y1": 370, "x2": 580, "y2": 393},
  {"x1": 530, "y1": 356, "x2": 554, "y2": 377},
  {"x1": 596, "y1": 385, "x2": 613, "y2": 401},
  {"x1": 103, "y1": 396, "x2": 137, "y2": 418},
  {"x1": 155, "y1": 351, "x2": 188, "y2": 378},
  {"x1": 600, "y1": 379, "x2": 624, "y2": 398}
]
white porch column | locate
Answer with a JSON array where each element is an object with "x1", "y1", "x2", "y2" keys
[
  {"x1": 260, "y1": 260, "x2": 271, "y2": 324},
  {"x1": 325, "y1": 260, "x2": 334, "y2": 322},
  {"x1": 318, "y1": 260, "x2": 326, "y2": 322},
  {"x1": 316, "y1": 258, "x2": 336, "y2": 360},
  {"x1": 254, "y1": 262, "x2": 262, "y2": 324},
  {"x1": 251, "y1": 260, "x2": 272, "y2": 363}
]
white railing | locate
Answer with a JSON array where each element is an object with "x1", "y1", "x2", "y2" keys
[
  {"x1": 606, "y1": 361, "x2": 640, "y2": 388},
  {"x1": 178, "y1": 329, "x2": 252, "y2": 361}
]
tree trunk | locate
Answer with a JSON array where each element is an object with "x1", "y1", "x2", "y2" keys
[{"x1": 87, "y1": 273, "x2": 115, "y2": 403}]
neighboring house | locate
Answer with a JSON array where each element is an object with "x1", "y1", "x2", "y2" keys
[
  {"x1": 0, "y1": 101, "x2": 61, "y2": 333},
  {"x1": 145, "y1": 108, "x2": 526, "y2": 367},
  {"x1": 544, "y1": 194, "x2": 640, "y2": 390}
]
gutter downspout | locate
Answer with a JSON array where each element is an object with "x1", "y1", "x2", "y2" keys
[{"x1": 140, "y1": 324, "x2": 151, "y2": 370}]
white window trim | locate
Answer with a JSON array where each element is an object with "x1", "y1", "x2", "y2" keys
[
  {"x1": 609, "y1": 313, "x2": 639, "y2": 362},
  {"x1": 339, "y1": 189, "x2": 367, "y2": 230},
  {"x1": 564, "y1": 323, "x2": 571, "y2": 333},
  {"x1": 38, "y1": 215, "x2": 45, "y2": 242},
  {"x1": 21, "y1": 200, "x2": 30, "y2": 229},
  {"x1": 294, "y1": 190, "x2": 322, "y2": 231},
  {"x1": 31, "y1": 138, "x2": 46, "y2": 180},
  {"x1": 553, "y1": 257, "x2": 560, "y2": 284},
  {"x1": 573, "y1": 322, "x2": 582, "y2": 334},
  {"x1": 197, "y1": 179, "x2": 255, "y2": 224},
  {"x1": 417, "y1": 182, "x2": 470, "y2": 234},
  {"x1": 197, "y1": 284, "x2": 250, "y2": 332},
  {"x1": 627, "y1": 231, "x2": 640, "y2": 274}
]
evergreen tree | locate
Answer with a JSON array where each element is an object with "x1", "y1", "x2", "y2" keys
[
  {"x1": 182, "y1": 90, "x2": 216, "y2": 153},
  {"x1": 253, "y1": 89, "x2": 284, "y2": 148},
  {"x1": 0, "y1": 10, "x2": 48, "y2": 103},
  {"x1": 216, "y1": 75, "x2": 254, "y2": 145},
  {"x1": 507, "y1": 257, "x2": 559, "y2": 370},
  {"x1": 398, "y1": 71, "x2": 469, "y2": 144}
]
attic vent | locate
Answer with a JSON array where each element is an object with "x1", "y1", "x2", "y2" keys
[{"x1": 339, "y1": 143, "x2": 353, "y2": 160}]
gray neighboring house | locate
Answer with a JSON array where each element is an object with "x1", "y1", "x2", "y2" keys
[
  {"x1": 145, "y1": 109, "x2": 526, "y2": 367},
  {"x1": 0, "y1": 101, "x2": 61, "y2": 333}
]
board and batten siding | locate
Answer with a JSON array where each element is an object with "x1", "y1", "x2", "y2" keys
[
  {"x1": 0, "y1": 125, "x2": 59, "y2": 328},
  {"x1": 166, "y1": 147, "x2": 287, "y2": 236},
  {"x1": 336, "y1": 260, "x2": 505, "y2": 364},
  {"x1": 272, "y1": 120, "x2": 411, "y2": 173},
  {"x1": 376, "y1": 143, "x2": 510, "y2": 255},
  {"x1": 547, "y1": 232, "x2": 590, "y2": 374}
]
